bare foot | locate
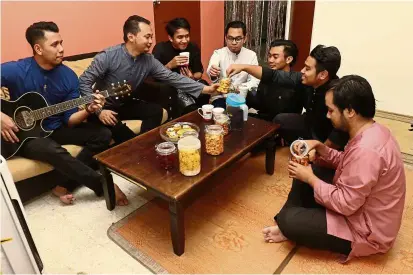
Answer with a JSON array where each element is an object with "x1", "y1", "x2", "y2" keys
[
  {"x1": 114, "y1": 184, "x2": 129, "y2": 206},
  {"x1": 262, "y1": 225, "x2": 287, "y2": 243},
  {"x1": 52, "y1": 186, "x2": 75, "y2": 205}
]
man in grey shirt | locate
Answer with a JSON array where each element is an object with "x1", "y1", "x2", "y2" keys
[{"x1": 79, "y1": 15, "x2": 219, "y2": 144}]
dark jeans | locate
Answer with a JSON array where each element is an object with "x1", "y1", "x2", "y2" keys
[
  {"x1": 90, "y1": 99, "x2": 164, "y2": 145},
  {"x1": 273, "y1": 113, "x2": 312, "y2": 144},
  {"x1": 19, "y1": 122, "x2": 112, "y2": 195},
  {"x1": 178, "y1": 79, "x2": 211, "y2": 115},
  {"x1": 275, "y1": 165, "x2": 352, "y2": 255}
]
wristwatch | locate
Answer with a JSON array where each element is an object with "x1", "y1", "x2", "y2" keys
[{"x1": 95, "y1": 108, "x2": 102, "y2": 117}]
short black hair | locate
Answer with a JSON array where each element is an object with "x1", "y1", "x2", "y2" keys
[
  {"x1": 25, "y1": 21, "x2": 59, "y2": 49},
  {"x1": 123, "y1": 15, "x2": 151, "y2": 42},
  {"x1": 310, "y1": 45, "x2": 341, "y2": 79},
  {"x1": 330, "y1": 75, "x2": 376, "y2": 119},
  {"x1": 270, "y1": 39, "x2": 299, "y2": 67},
  {"x1": 166, "y1": 18, "x2": 191, "y2": 37},
  {"x1": 225, "y1": 21, "x2": 246, "y2": 36}
]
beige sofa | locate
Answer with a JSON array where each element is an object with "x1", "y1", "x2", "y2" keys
[{"x1": 4, "y1": 57, "x2": 168, "y2": 199}]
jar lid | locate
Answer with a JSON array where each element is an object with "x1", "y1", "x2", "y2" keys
[
  {"x1": 182, "y1": 129, "x2": 199, "y2": 138},
  {"x1": 205, "y1": 124, "x2": 224, "y2": 134},
  {"x1": 290, "y1": 140, "x2": 309, "y2": 158},
  {"x1": 155, "y1": 142, "x2": 176, "y2": 155},
  {"x1": 178, "y1": 136, "x2": 201, "y2": 150},
  {"x1": 226, "y1": 93, "x2": 245, "y2": 107},
  {"x1": 214, "y1": 114, "x2": 230, "y2": 123}
]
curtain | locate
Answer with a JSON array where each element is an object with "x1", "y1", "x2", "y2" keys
[{"x1": 224, "y1": 0, "x2": 287, "y2": 62}]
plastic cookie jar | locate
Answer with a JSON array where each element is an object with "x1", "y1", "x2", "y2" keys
[{"x1": 177, "y1": 136, "x2": 201, "y2": 176}]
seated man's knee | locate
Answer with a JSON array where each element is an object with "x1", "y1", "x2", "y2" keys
[
  {"x1": 276, "y1": 208, "x2": 303, "y2": 240},
  {"x1": 273, "y1": 113, "x2": 290, "y2": 126},
  {"x1": 97, "y1": 126, "x2": 112, "y2": 145}
]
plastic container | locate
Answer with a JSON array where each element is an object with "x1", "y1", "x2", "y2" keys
[
  {"x1": 214, "y1": 114, "x2": 230, "y2": 135},
  {"x1": 155, "y1": 142, "x2": 177, "y2": 170},
  {"x1": 290, "y1": 139, "x2": 310, "y2": 166},
  {"x1": 226, "y1": 93, "x2": 248, "y2": 130},
  {"x1": 177, "y1": 136, "x2": 201, "y2": 176},
  {"x1": 205, "y1": 125, "x2": 224, "y2": 155}
]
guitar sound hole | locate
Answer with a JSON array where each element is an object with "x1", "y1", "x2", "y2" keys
[{"x1": 15, "y1": 109, "x2": 35, "y2": 130}]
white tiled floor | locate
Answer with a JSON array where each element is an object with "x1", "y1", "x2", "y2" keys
[{"x1": 24, "y1": 174, "x2": 154, "y2": 274}]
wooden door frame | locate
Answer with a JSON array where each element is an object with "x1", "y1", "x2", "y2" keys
[{"x1": 286, "y1": 0, "x2": 316, "y2": 71}]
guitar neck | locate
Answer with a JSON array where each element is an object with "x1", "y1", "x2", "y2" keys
[{"x1": 31, "y1": 91, "x2": 109, "y2": 121}]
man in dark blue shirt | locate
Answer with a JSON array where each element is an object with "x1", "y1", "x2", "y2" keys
[{"x1": 1, "y1": 21, "x2": 128, "y2": 205}]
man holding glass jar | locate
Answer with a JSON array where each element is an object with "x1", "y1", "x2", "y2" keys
[{"x1": 206, "y1": 21, "x2": 260, "y2": 108}]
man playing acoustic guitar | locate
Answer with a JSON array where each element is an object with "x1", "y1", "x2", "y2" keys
[{"x1": 0, "y1": 21, "x2": 128, "y2": 206}]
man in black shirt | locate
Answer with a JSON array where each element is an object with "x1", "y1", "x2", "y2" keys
[
  {"x1": 227, "y1": 45, "x2": 348, "y2": 149},
  {"x1": 248, "y1": 39, "x2": 305, "y2": 122},
  {"x1": 152, "y1": 18, "x2": 208, "y2": 113},
  {"x1": 153, "y1": 18, "x2": 204, "y2": 80}
]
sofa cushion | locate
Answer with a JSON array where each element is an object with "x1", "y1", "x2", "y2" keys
[
  {"x1": 8, "y1": 145, "x2": 83, "y2": 183},
  {"x1": 123, "y1": 108, "x2": 168, "y2": 134},
  {"x1": 62, "y1": 58, "x2": 94, "y2": 77}
]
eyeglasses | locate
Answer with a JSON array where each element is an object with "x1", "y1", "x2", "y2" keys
[{"x1": 226, "y1": 36, "x2": 244, "y2": 43}]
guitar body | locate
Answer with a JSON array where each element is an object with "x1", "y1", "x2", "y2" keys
[{"x1": 1, "y1": 92, "x2": 53, "y2": 159}]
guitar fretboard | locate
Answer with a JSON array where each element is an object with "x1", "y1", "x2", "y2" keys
[{"x1": 31, "y1": 91, "x2": 109, "y2": 121}]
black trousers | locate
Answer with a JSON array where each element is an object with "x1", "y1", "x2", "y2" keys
[
  {"x1": 275, "y1": 165, "x2": 352, "y2": 255},
  {"x1": 90, "y1": 99, "x2": 164, "y2": 145},
  {"x1": 19, "y1": 122, "x2": 112, "y2": 195},
  {"x1": 273, "y1": 113, "x2": 312, "y2": 144}
]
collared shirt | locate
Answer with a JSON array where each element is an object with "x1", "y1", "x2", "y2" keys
[
  {"x1": 1, "y1": 57, "x2": 79, "y2": 131},
  {"x1": 152, "y1": 41, "x2": 203, "y2": 75},
  {"x1": 207, "y1": 47, "x2": 260, "y2": 101},
  {"x1": 304, "y1": 80, "x2": 348, "y2": 147},
  {"x1": 314, "y1": 122, "x2": 406, "y2": 261},
  {"x1": 261, "y1": 67, "x2": 348, "y2": 147},
  {"x1": 79, "y1": 44, "x2": 204, "y2": 109},
  {"x1": 252, "y1": 66, "x2": 306, "y2": 120}
]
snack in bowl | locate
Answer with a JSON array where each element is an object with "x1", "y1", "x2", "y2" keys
[
  {"x1": 160, "y1": 122, "x2": 200, "y2": 143},
  {"x1": 217, "y1": 77, "x2": 231, "y2": 94}
]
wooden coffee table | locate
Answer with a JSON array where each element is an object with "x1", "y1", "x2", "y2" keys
[{"x1": 95, "y1": 111, "x2": 279, "y2": 256}]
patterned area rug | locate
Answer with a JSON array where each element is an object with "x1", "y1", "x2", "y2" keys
[
  {"x1": 108, "y1": 146, "x2": 413, "y2": 274},
  {"x1": 108, "y1": 147, "x2": 295, "y2": 273}
]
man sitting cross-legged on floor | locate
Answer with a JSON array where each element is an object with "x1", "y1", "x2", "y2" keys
[
  {"x1": 263, "y1": 75, "x2": 406, "y2": 261},
  {"x1": 0, "y1": 21, "x2": 128, "y2": 205},
  {"x1": 247, "y1": 39, "x2": 305, "y2": 122}
]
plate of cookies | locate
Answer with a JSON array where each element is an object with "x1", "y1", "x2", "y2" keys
[{"x1": 159, "y1": 122, "x2": 200, "y2": 143}]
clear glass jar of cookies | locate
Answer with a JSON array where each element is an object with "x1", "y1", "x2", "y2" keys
[
  {"x1": 214, "y1": 114, "x2": 230, "y2": 135},
  {"x1": 205, "y1": 124, "x2": 224, "y2": 156},
  {"x1": 177, "y1": 136, "x2": 201, "y2": 176}
]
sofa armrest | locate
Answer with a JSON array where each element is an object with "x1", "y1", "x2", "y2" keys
[{"x1": 133, "y1": 79, "x2": 179, "y2": 119}]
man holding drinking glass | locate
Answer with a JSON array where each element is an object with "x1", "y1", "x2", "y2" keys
[{"x1": 206, "y1": 21, "x2": 260, "y2": 108}]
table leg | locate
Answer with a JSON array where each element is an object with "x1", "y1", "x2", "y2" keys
[
  {"x1": 265, "y1": 137, "x2": 276, "y2": 175},
  {"x1": 100, "y1": 165, "x2": 116, "y2": 211},
  {"x1": 169, "y1": 200, "x2": 185, "y2": 256}
]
